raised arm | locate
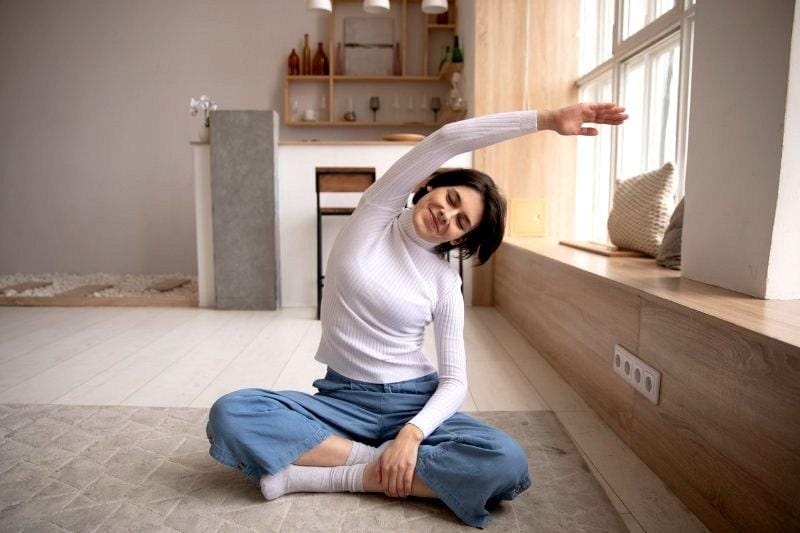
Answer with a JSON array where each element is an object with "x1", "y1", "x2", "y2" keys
[
  {"x1": 360, "y1": 110, "x2": 539, "y2": 212},
  {"x1": 360, "y1": 104, "x2": 627, "y2": 214}
]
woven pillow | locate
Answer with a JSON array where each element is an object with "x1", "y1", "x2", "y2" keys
[{"x1": 607, "y1": 162, "x2": 675, "y2": 257}]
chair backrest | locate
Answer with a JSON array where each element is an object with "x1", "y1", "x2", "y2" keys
[{"x1": 316, "y1": 167, "x2": 375, "y2": 194}]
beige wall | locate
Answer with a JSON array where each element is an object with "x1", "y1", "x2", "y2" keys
[{"x1": 0, "y1": 0, "x2": 475, "y2": 275}]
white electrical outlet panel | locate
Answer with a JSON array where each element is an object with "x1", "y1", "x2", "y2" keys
[{"x1": 613, "y1": 344, "x2": 661, "y2": 405}]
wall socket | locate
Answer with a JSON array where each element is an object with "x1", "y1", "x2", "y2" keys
[{"x1": 613, "y1": 344, "x2": 661, "y2": 405}]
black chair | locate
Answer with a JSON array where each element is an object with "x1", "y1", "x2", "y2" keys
[{"x1": 316, "y1": 167, "x2": 376, "y2": 320}]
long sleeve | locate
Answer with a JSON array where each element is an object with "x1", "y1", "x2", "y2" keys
[
  {"x1": 360, "y1": 110, "x2": 539, "y2": 214},
  {"x1": 407, "y1": 286, "x2": 468, "y2": 438}
]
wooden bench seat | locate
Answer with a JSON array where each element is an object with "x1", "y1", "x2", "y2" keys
[{"x1": 493, "y1": 237, "x2": 800, "y2": 532}]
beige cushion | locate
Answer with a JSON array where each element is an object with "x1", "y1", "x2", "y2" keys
[
  {"x1": 656, "y1": 197, "x2": 684, "y2": 269},
  {"x1": 607, "y1": 162, "x2": 675, "y2": 257}
]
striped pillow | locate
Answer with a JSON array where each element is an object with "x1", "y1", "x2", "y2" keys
[{"x1": 607, "y1": 162, "x2": 675, "y2": 257}]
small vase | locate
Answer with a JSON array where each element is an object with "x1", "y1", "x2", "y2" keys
[{"x1": 198, "y1": 125, "x2": 210, "y2": 143}]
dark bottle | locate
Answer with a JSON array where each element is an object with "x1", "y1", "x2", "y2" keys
[
  {"x1": 312, "y1": 42, "x2": 329, "y2": 75},
  {"x1": 302, "y1": 34, "x2": 311, "y2": 75},
  {"x1": 288, "y1": 49, "x2": 300, "y2": 75},
  {"x1": 451, "y1": 35, "x2": 463, "y2": 63}
]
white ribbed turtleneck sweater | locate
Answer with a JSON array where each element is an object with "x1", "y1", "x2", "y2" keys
[{"x1": 314, "y1": 110, "x2": 539, "y2": 437}]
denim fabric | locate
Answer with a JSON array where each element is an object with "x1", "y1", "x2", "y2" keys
[{"x1": 206, "y1": 368, "x2": 532, "y2": 529}]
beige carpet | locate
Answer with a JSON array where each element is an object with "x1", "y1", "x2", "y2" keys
[{"x1": 0, "y1": 404, "x2": 625, "y2": 532}]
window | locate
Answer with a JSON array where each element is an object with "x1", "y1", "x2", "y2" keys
[
  {"x1": 577, "y1": 75, "x2": 613, "y2": 243},
  {"x1": 574, "y1": 0, "x2": 694, "y2": 241},
  {"x1": 623, "y1": 0, "x2": 675, "y2": 39}
]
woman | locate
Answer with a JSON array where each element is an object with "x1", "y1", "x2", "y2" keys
[{"x1": 206, "y1": 103, "x2": 627, "y2": 528}]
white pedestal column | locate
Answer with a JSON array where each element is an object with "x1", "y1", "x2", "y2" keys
[{"x1": 191, "y1": 142, "x2": 215, "y2": 307}]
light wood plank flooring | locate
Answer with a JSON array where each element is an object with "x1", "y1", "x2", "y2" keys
[{"x1": 0, "y1": 306, "x2": 707, "y2": 532}]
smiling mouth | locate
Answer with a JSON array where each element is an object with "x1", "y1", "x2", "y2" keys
[{"x1": 428, "y1": 208, "x2": 439, "y2": 233}]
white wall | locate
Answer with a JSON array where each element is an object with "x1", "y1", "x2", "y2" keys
[
  {"x1": 766, "y1": 0, "x2": 800, "y2": 299},
  {"x1": 682, "y1": 0, "x2": 799, "y2": 299},
  {"x1": 0, "y1": 0, "x2": 475, "y2": 275}
]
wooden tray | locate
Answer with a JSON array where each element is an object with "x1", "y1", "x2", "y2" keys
[
  {"x1": 382, "y1": 133, "x2": 425, "y2": 142},
  {"x1": 559, "y1": 240, "x2": 648, "y2": 257}
]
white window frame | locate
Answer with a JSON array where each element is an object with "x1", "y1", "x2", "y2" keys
[{"x1": 576, "y1": 0, "x2": 695, "y2": 240}]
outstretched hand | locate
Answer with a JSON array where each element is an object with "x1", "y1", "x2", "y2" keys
[{"x1": 538, "y1": 103, "x2": 628, "y2": 136}]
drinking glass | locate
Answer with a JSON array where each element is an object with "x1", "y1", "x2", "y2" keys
[
  {"x1": 430, "y1": 97, "x2": 442, "y2": 122},
  {"x1": 369, "y1": 96, "x2": 381, "y2": 122}
]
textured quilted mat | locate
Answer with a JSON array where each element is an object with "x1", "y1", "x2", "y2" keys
[{"x1": 0, "y1": 404, "x2": 625, "y2": 532}]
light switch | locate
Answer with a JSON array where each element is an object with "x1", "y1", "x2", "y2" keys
[{"x1": 510, "y1": 198, "x2": 546, "y2": 237}]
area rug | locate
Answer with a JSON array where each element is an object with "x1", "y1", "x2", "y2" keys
[{"x1": 0, "y1": 404, "x2": 625, "y2": 532}]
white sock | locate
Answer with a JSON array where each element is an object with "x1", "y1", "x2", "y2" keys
[
  {"x1": 260, "y1": 463, "x2": 367, "y2": 500},
  {"x1": 345, "y1": 440, "x2": 394, "y2": 465},
  {"x1": 373, "y1": 440, "x2": 394, "y2": 462}
]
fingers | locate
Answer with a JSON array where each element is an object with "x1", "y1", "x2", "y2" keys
[
  {"x1": 388, "y1": 467, "x2": 399, "y2": 497},
  {"x1": 403, "y1": 469, "x2": 414, "y2": 497},
  {"x1": 579, "y1": 127, "x2": 599, "y2": 136}
]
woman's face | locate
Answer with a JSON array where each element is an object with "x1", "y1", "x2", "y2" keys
[{"x1": 412, "y1": 185, "x2": 484, "y2": 245}]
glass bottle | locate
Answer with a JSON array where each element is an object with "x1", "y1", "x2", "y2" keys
[
  {"x1": 451, "y1": 35, "x2": 463, "y2": 63},
  {"x1": 288, "y1": 49, "x2": 300, "y2": 76},
  {"x1": 393, "y1": 42, "x2": 402, "y2": 76},
  {"x1": 438, "y1": 45, "x2": 451, "y2": 73},
  {"x1": 335, "y1": 42, "x2": 344, "y2": 75},
  {"x1": 302, "y1": 34, "x2": 311, "y2": 75},
  {"x1": 312, "y1": 42, "x2": 329, "y2": 75}
]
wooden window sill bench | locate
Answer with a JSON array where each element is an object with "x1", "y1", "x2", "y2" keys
[
  {"x1": 501, "y1": 237, "x2": 800, "y2": 350},
  {"x1": 493, "y1": 237, "x2": 800, "y2": 532}
]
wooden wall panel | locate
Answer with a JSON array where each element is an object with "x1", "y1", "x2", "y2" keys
[
  {"x1": 494, "y1": 244, "x2": 639, "y2": 441},
  {"x1": 472, "y1": 0, "x2": 580, "y2": 305},
  {"x1": 634, "y1": 300, "x2": 800, "y2": 532},
  {"x1": 493, "y1": 240, "x2": 800, "y2": 531}
]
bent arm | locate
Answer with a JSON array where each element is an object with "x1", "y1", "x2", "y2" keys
[
  {"x1": 406, "y1": 287, "x2": 468, "y2": 439},
  {"x1": 361, "y1": 110, "x2": 539, "y2": 213}
]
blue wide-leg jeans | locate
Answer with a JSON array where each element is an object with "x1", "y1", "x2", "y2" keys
[{"x1": 206, "y1": 368, "x2": 533, "y2": 529}]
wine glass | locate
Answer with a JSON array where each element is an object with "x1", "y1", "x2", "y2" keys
[
  {"x1": 430, "y1": 97, "x2": 442, "y2": 123},
  {"x1": 369, "y1": 96, "x2": 380, "y2": 122}
]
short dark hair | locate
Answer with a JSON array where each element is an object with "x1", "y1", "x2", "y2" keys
[{"x1": 411, "y1": 168, "x2": 507, "y2": 266}]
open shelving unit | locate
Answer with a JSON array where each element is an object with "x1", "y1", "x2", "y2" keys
[{"x1": 284, "y1": 0, "x2": 462, "y2": 127}]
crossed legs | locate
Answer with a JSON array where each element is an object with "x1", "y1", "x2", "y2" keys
[{"x1": 293, "y1": 435, "x2": 438, "y2": 498}]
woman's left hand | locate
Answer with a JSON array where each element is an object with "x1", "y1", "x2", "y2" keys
[
  {"x1": 538, "y1": 103, "x2": 628, "y2": 136},
  {"x1": 378, "y1": 423, "x2": 424, "y2": 498}
]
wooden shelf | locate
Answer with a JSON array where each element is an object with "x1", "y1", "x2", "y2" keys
[
  {"x1": 286, "y1": 76, "x2": 331, "y2": 82},
  {"x1": 286, "y1": 75, "x2": 447, "y2": 82},
  {"x1": 287, "y1": 120, "x2": 441, "y2": 127},
  {"x1": 332, "y1": 75, "x2": 445, "y2": 82},
  {"x1": 284, "y1": 0, "x2": 459, "y2": 127}
]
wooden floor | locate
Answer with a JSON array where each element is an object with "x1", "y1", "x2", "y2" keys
[{"x1": 0, "y1": 305, "x2": 707, "y2": 532}]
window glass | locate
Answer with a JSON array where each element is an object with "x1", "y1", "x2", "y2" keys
[
  {"x1": 576, "y1": 74, "x2": 613, "y2": 242},
  {"x1": 623, "y1": 0, "x2": 676, "y2": 39},
  {"x1": 579, "y1": 0, "x2": 614, "y2": 74},
  {"x1": 619, "y1": 57, "x2": 646, "y2": 179},
  {"x1": 647, "y1": 38, "x2": 680, "y2": 171},
  {"x1": 618, "y1": 35, "x2": 680, "y2": 181}
]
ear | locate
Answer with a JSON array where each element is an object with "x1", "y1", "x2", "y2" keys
[{"x1": 426, "y1": 185, "x2": 432, "y2": 192}]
